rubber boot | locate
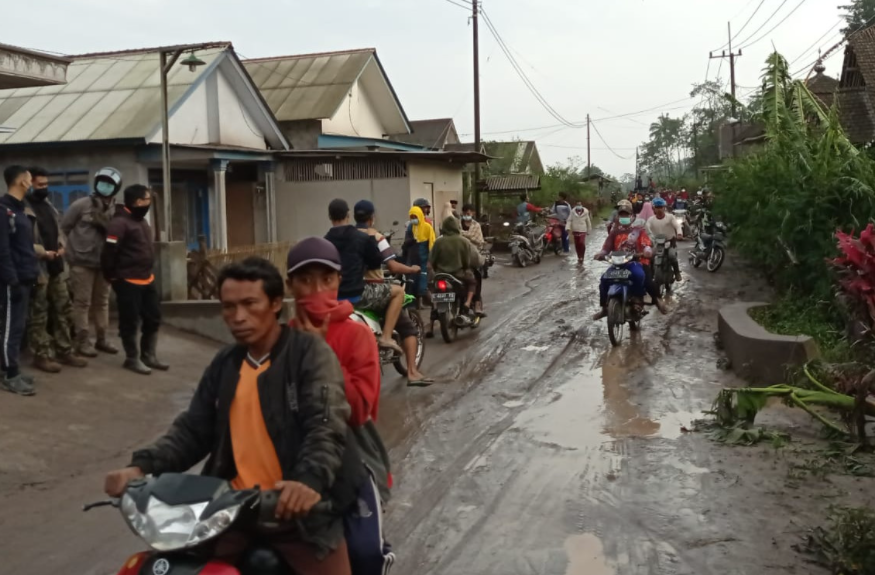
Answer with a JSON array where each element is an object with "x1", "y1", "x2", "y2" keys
[
  {"x1": 57, "y1": 352, "x2": 88, "y2": 368},
  {"x1": 141, "y1": 333, "x2": 169, "y2": 371},
  {"x1": 122, "y1": 336, "x2": 151, "y2": 375},
  {"x1": 76, "y1": 330, "x2": 98, "y2": 358},
  {"x1": 33, "y1": 355, "x2": 62, "y2": 373},
  {"x1": 95, "y1": 330, "x2": 119, "y2": 354}
]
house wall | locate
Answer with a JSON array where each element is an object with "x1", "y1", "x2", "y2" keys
[
  {"x1": 150, "y1": 69, "x2": 268, "y2": 150},
  {"x1": 407, "y1": 161, "x2": 463, "y2": 217},
  {"x1": 274, "y1": 177, "x2": 410, "y2": 242},
  {"x1": 322, "y1": 82, "x2": 385, "y2": 140},
  {"x1": 279, "y1": 120, "x2": 322, "y2": 150}
]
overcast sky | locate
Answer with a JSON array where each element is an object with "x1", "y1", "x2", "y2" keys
[{"x1": 4, "y1": 0, "x2": 845, "y2": 176}]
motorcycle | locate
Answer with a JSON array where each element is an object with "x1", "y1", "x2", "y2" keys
[
  {"x1": 651, "y1": 235, "x2": 677, "y2": 296},
  {"x1": 431, "y1": 273, "x2": 481, "y2": 343},
  {"x1": 600, "y1": 251, "x2": 649, "y2": 347},
  {"x1": 673, "y1": 207, "x2": 691, "y2": 239},
  {"x1": 689, "y1": 221, "x2": 728, "y2": 272},
  {"x1": 85, "y1": 473, "x2": 342, "y2": 575},
  {"x1": 352, "y1": 277, "x2": 425, "y2": 377},
  {"x1": 543, "y1": 215, "x2": 564, "y2": 255},
  {"x1": 505, "y1": 221, "x2": 542, "y2": 267}
]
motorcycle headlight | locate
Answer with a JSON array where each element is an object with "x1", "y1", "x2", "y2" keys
[
  {"x1": 610, "y1": 254, "x2": 628, "y2": 265},
  {"x1": 121, "y1": 494, "x2": 242, "y2": 551}
]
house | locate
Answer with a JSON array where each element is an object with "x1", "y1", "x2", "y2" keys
[
  {"x1": 388, "y1": 118, "x2": 460, "y2": 149},
  {"x1": 0, "y1": 43, "x2": 70, "y2": 90},
  {"x1": 244, "y1": 49, "x2": 486, "y2": 239},
  {"x1": 0, "y1": 42, "x2": 289, "y2": 251}
]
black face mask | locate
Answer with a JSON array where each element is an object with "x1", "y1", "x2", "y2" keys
[
  {"x1": 32, "y1": 187, "x2": 50, "y2": 201},
  {"x1": 129, "y1": 205, "x2": 150, "y2": 220}
]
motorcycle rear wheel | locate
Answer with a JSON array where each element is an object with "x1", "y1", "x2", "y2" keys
[
  {"x1": 706, "y1": 246, "x2": 725, "y2": 272},
  {"x1": 607, "y1": 298, "x2": 625, "y2": 347},
  {"x1": 439, "y1": 310, "x2": 457, "y2": 344},
  {"x1": 393, "y1": 309, "x2": 425, "y2": 376}
]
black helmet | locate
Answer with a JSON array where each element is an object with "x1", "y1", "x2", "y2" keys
[{"x1": 94, "y1": 167, "x2": 122, "y2": 198}]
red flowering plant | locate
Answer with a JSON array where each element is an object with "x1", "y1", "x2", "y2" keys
[{"x1": 831, "y1": 223, "x2": 875, "y2": 337}]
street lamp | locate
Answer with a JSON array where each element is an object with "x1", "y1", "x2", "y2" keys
[{"x1": 158, "y1": 48, "x2": 205, "y2": 241}]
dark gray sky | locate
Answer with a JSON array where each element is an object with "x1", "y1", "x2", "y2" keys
[{"x1": 5, "y1": 0, "x2": 844, "y2": 176}]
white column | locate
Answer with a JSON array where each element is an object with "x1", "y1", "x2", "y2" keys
[{"x1": 211, "y1": 160, "x2": 229, "y2": 250}]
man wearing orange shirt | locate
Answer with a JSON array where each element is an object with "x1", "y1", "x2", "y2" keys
[
  {"x1": 103, "y1": 257, "x2": 361, "y2": 574},
  {"x1": 100, "y1": 185, "x2": 167, "y2": 374}
]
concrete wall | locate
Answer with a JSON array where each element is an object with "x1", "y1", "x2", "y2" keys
[
  {"x1": 0, "y1": 146, "x2": 146, "y2": 197},
  {"x1": 407, "y1": 160, "x2": 463, "y2": 217},
  {"x1": 274, "y1": 176, "x2": 410, "y2": 242},
  {"x1": 322, "y1": 81, "x2": 385, "y2": 139}
]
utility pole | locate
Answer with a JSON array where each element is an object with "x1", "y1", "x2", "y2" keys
[
  {"x1": 159, "y1": 48, "x2": 183, "y2": 242},
  {"x1": 710, "y1": 22, "x2": 742, "y2": 157},
  {"x1": 472, "y1": 0, "x2": 482, "y2": 215},
  {"x1": 586, "y1": 113, "x2": 591, "y2": 175},
  {"x1": 692, "y1": 122, "x2": 699, "y2": 175}
]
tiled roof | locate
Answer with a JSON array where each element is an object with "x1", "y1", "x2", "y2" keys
[
  {"x1": 483, "y1": 174, "x2": 541, "y2": 192},
  {"x1": 388, "y1": 118, "x2": 459, "y2": 149},
  {"x1": 808, "y1": 71, "x2": 838, "y2": 97},
  {"x1": 837, "y1": 88, "x2": 875, "y2": 143}
]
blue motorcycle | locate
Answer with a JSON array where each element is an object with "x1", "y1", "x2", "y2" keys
[{"x1": 601, "y1": 251, "x2": 649, "y2": 347}]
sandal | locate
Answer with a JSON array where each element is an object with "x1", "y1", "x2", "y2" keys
[{"x1": 407, "y1": 378, "x2": 434, "y2": 387}]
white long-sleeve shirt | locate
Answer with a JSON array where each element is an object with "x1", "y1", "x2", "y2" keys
[
  {"x1": 646, "y1": 214, "x2": 682, "y2": 239},
  {"x1": 567, "y1": 207, "x2": 592, "y2": 233}
]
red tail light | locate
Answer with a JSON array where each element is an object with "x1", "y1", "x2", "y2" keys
[{"x1": 437, "y1": 279, "x2": 449, "y2": 291}]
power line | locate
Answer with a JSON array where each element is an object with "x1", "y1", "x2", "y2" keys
[
  {"x1": 789, "y1": 20, "x2": 843, "y2": 65},
  {"x1": 441, "y1": 0, "x2": 471, "y2": 9},
  {"x1": 791, "y1": 11, "x2": 875, "y2": 77},
  {"x1": 480, "y1": 8, "x2": 580, "y2": 127},
  {"x1": 590, "y1": 120, "x2": 633, "y2": 160},
  {"x1": 713, "y1": 0, "x2": 768, "y2": 51},
  {"x1": 738, "y1": 0, "x2": 810, "y2": 50},
  {"x1": 734, "y1": 0, "x2": 792, "y2": 48}
]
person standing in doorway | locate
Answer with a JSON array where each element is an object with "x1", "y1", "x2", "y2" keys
[
  {"x1": 60, "y1": 167, "x2": 123, "y2": 357},
  {"x1": 0, "y1": 166, "x2": 39, "y2": 396},
  {"x1": 101, "y1": 185, "x2": 168, "y2": 375},
  {"x1": 25, "y1": 167, "x2": 88, "y2": 373}
]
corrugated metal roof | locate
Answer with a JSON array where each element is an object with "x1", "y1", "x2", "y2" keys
[
  {"x1": 0, "y1": 47, "x2": 226, "y2": 145},
  {"x1": 243, "y1": 49, "x2": 374, "y2": 122},
  {"x1": 388, "y1": 118, "x2": 459, "y2": 149},
  {"x1": 483, "y1": 174, "x2": 541, "y2": 192}
]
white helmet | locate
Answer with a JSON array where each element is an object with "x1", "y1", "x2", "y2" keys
[
  {"x1": 94, "y1": 167, "x2": 122, "y2": 197},
  {"x1": 697, "y1": 190, "x2": 703, "y2": 196}
]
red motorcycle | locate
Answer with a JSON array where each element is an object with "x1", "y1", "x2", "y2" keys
[{"x1": 543, "y1": 215, "x2": 564, "y2": 255}]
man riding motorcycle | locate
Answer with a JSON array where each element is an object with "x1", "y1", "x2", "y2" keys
[
  {"x1": 460, "y1": 204, "x2": 487, "y2": 316},
  {"x1": 645, "y1": 197, "x2": 683, "y2": 282},
  {"x1": 426, "y1": 217, "x2": 476, "y2": 336},
  {"x1": 592, "y1": 200, "x2": 668, "y2": 320}
]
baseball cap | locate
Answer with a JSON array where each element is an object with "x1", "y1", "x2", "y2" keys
[
  {"x1": 354, "y1": 199, "x2": 375, "y2": 218},
  {"x1": 286, "y1": 237, "x2": 342, "y2": 276}
]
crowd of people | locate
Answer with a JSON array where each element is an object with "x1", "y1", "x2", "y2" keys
[{"x1": 0, "y1": 165, "x2": 168, "y2": 397}]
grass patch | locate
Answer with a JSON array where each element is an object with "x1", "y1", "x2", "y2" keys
[
  {"x1": 749, "y1": 295, "x2": 857, "y2": 364},
  {"x1": 802, "y1": 506, "x2": 875, "y2": 574}
]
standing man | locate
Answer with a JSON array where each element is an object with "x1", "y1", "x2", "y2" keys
[
  {"x1": 101, "y1": 185, "x2": 168, "y2": 375},
  {"x1": 551, "y1": 192, "x2": 572, "y2": 253},
  {"x1": 0, "y1": 166, "x2": 39, "y2": 396},
  {"x1": 60, "y1": 167, "x2": 123, "y2": 357},
  {"x1": 517, "y1": 194, "x2": 542, "y2": 225},
  {"x1": 25, "y1": 167, "x2": 87, "y2": 373}
]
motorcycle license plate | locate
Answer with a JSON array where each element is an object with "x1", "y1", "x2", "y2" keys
[
  {"x1": 433, "y1": 292, "x2": 456, "y2": 302},
  {"x1": 604, "y1": 269, "x2": 632, "y2": 280}
]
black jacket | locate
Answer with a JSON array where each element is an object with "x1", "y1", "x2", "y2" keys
[
  {"x1": 325, "y1": 225, "x2": 384, "y2": 300},
  {"x1": 0, "y1": 194, "x2": 38, "y2": 286},
  {"x1": 101, "y1": 205, "x2": 154, "y2": 281},
  {"x1": 130, "y1": 327, "x2": 363, "y2": 553}
]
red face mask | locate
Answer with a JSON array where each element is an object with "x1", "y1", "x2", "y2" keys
[{"x1": 295, "y1": 290, "x2": 352, "y2": 326}]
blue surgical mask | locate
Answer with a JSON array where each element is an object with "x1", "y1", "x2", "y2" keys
[
  {"x1": 619, "y1": 217, "x2": 632, "y2": 226},
  {"x1": 411, "y1": 218, "x2": 420, "y2": 225}
]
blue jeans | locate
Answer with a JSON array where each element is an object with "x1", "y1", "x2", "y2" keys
[
  {"x1": 599, "y1": 261, "x2": 646, "y2": 307},
  {"x1": 561, "y1": 228, "x2": 570, "y2": 252}
]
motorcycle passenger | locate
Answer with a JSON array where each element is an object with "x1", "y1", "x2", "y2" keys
[
  {"x1": 324, "y1": 200, "x2": 401, "y2": 355},
  {"x1": 426, "y1": 217, "x2": 476, "y2": 336},
  {"x1": 104, "y1": 256, "x2": 363, "y2": 574},
  {"x1": 353, "y1": 201, "x2": 433, "y2": 387},
  {"x1": 402, "y1": 205, "x2": 435, "y2": 301},
  {"x1": 551, "y1": 192, "x2": 572, "y2": 253},
  {"x1": 460, "y1": 203, "x2": 484, "y2": 248},
  {"x1": 592, "y1": 200, "x2": 668, "y2": 320},
  {"x1": 413, "y1": 198, "x2": 433, "y2": 226},
  {"x1": 646, "y1": 197, "x2": 683, "y2": 282},
  {"x1": 517, "y1": 193, "x2": 542, "y2": 225}
]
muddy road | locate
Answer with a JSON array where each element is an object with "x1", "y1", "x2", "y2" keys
[{"x1": 0, "y1": 227, "x2": 867, "y2": 574}]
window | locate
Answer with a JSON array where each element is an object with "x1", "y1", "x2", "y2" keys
[{"x1": 49, "y1": 170, "x2": 91, "y2": 213}]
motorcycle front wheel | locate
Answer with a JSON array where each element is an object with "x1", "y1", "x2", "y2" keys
[
  {"x1": 393, "y1": 309, "x2": 425, "y2": 376},
  {"x1": 706, "y1": 246, "x2": 725, "y2": 272},
  {"x1": 607, "y1": 298, "x2": 625, "y2": 347},
  {"x1": 439, "y1": 310, "x2": 457, "y2": 343},
  {"x1": 690, "y1": 253, "x2": 702, "y2": 268}
]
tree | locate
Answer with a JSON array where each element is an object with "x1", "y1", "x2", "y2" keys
[{"x1": 840, "y1": 0, "x2": 875, "y2": 34}]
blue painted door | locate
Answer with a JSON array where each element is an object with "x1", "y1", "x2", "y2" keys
[{"x1": 185, "y1": 186, "x2": 210, "y2": 250}]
